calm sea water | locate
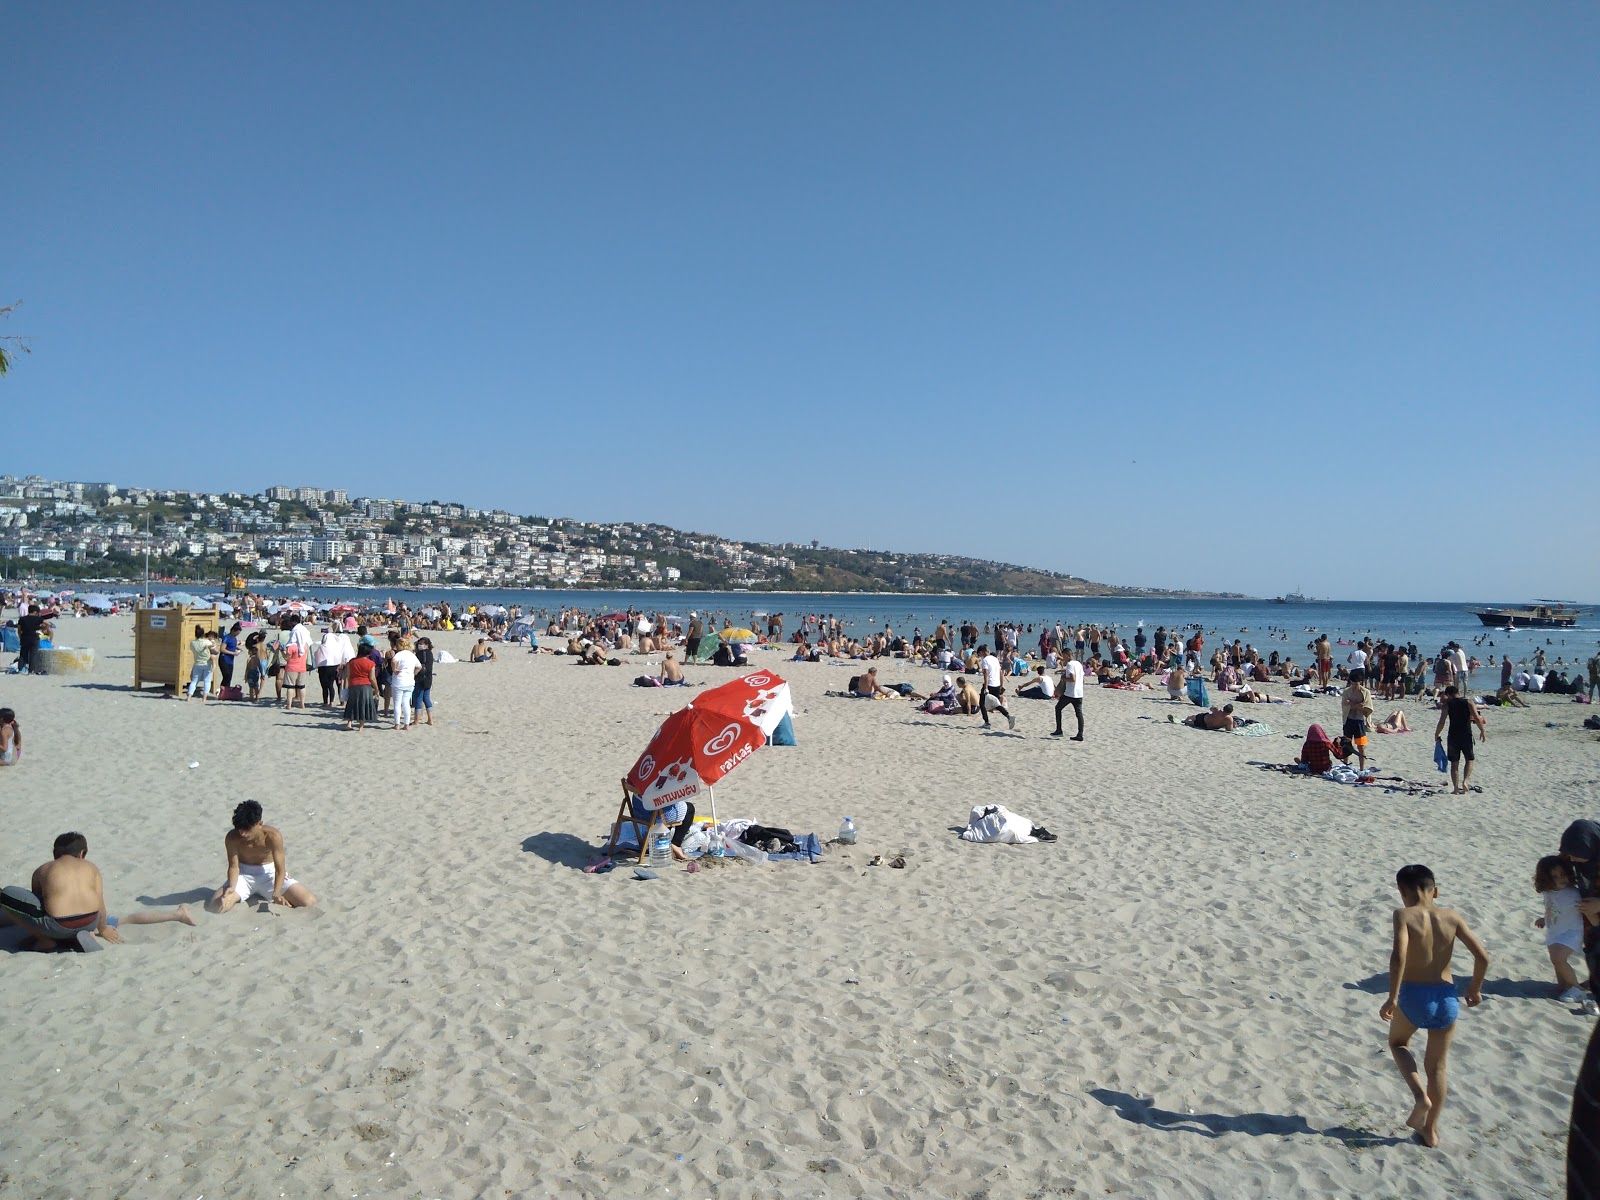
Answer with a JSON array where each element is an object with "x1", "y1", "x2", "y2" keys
[{"x1": 230, "y1": 587, "x2": 1598, "y2": 675}]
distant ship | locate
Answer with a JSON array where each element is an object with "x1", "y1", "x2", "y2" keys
[
  {"x1": 1471, "y1": 602, "x2": 1581, "y2": 629},
  {"x1": 1273, "y1": 589, "x2": 1310, "y2": 604}
]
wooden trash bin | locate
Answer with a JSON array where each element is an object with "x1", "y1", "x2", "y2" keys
[{"x1": 134, "y1": 606, "x2": 220, "y2": 693}]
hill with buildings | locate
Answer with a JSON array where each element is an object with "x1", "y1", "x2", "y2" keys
[{"x1": 0, "y1": 474, "x2": 1240, "y2": 597}]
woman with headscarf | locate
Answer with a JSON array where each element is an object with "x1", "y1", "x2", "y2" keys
[
  {"x1": 1559, "y1": 820, "x2": 1600, "y2": 1010},
  {"x1": 1296, "y1": 724, "x2": 1334, "y2": 773}
]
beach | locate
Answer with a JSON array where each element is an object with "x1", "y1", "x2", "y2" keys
[{"x1": 0, "y1": 614, "x2": 1593, "y2": 1199}]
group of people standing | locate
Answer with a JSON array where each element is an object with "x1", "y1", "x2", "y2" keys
[{"x1": 178, "y1": 614, "x2": 437, "y2": 732}]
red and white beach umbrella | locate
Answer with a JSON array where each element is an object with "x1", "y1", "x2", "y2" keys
[
  {"x1": 627, "y1": 705, "x2": 765, "y2": 811},
  {"x1": 691, "y1": 670, "x2": 793, "y2": 737}
]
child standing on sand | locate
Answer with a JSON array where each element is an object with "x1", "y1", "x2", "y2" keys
[
  {"x1": 1534, "y1": 855, "x2": 1589, "y2": 1003},
  {"x1": 1379, "y1": 863, "x2": 1489, "y2": 1147},
  {"x1": 0, "y1": 707, "x2": 20, "y2": 765}
]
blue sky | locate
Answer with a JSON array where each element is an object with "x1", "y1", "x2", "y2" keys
[{"x1": 7, "y1": 4, "x2": 1597, "y2": 601}]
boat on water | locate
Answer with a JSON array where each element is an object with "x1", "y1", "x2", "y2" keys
[
  {"x1": 1273, "y1": 589, "x2": 1309, "y2": 604},
  {"x1": 1471, "y1": 601, "x2": 1581, "y2": 629}
]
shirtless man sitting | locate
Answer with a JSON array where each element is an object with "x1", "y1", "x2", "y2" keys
[
  {"x1": 2, "y1": 832, "x2": 196, "y2": 951},
  {"x1": 659, "y1": 652, "x2": 687, "y2": 685},
  {"x1": 852, "y1": 667, "x2": 894, "y2": 698},
  {"x1": 207, "y1": 801, "x2": 318, "y2": 913},
  {"x1": 470, "y1": 638, "x2": 497, "y2": 663},
  {"x1": 3, "y1": 832, "x2": 122, "y2": 951},
  {"x1": 1191, "y1": 703, "x2": 1236, "y2": 731}
]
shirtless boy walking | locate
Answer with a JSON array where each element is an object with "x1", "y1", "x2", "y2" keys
[
  {"x1": 207, "y1": 800, "x2": 318, "y2": 912},
  {"x1": 1379, "y1": 863, "x2": 1489, "y2": 1147}
]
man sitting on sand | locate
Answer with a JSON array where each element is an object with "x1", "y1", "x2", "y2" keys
[
  {"x1": 2, "y1": 832, "x2": 123, "y2": 951},
  {"x1": 1, "y1": 833, "x2": 201, "y2": 951},
  {"x1": 852, "y1": 667, "x2": 895, "y2": 698},
  {"x1": 470, "y1": 638, "x2": 497, "y2": 663},
  {"x1": 207, "y1": 801, "x2": 318, "y2": 912},
  {"x1": 660, "y1": 652, "x2": 688, "y2": 686}
]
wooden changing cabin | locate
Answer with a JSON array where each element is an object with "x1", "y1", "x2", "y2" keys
[{"x1": 133, "y1": 606, "x2": 220, "y2": 693}]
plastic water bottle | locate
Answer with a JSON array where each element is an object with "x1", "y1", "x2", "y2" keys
[
  {"x1": 648, "y1": 816, "x2": 673, "y2": 869},
  {"x1": 838, "y1": 817, "x2": 857, "y2": 845},
  {"x1": 707, "y1": 825, "x2": 726, "y2": 857}
]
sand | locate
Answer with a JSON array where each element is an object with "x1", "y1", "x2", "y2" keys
[{"x1": 0, "y1": 614, "x2": 1594, "y2": 1198}]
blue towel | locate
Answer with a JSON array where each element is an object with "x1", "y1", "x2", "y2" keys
[
  {"x1": 1433, "y1": 741, "x2": 1449, "y2": 773},
  {"x1": 766, "y1": 832, "x2": 823, "y2": 863}
]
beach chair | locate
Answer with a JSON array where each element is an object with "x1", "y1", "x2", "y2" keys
[{"x1": 606, "y1": 781, "x2": 655, "y2": 862}]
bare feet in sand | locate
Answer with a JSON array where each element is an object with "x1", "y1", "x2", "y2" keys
[
  {"x1": 1405, "y1": 1098, "x2": 1430, "y2": 1134},
  {"x1": 175, "y1": 904, "x2": 198, "y2": 927}
]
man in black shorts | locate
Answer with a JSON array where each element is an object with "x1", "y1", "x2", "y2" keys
[{"x1": 1433, "y1": 685, "x2": 1487, "y2": 795}]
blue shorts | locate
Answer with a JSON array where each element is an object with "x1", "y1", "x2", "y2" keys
[{"x1": 1397, "y1": 981, "x2": 1459, "y2": 1030}]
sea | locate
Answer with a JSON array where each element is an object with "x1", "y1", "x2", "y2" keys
[{"x1": 176, "y1": 586, "x2": 1599, "y2": 676}]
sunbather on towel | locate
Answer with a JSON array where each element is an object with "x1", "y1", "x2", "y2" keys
[{"x1": 1190, "y1": 704, "x2": 1236, "y2": 731}]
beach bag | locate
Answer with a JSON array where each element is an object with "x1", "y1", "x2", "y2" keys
[
  {"x1": 1186, "y1": 677, "x2": 1209, "y2": 708},
  {"x1": 219, "y1": 685, "x2": 244, "y2": 702},
  {"x1": 634, "y1": 674, "x2": 663, "y2": 687}
]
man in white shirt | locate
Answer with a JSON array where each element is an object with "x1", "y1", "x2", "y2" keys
[
  {"x1": 978, "y1": 645, "x2": 1015, "y2": 731},
  {"x1": 1348, "y1": 646, "x2": 1368, "y2": 673},
  {"x1": 1054, "y1": 656, "x2": 1086, "y2": 740}
]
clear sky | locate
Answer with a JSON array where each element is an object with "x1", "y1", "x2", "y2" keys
[{"x1": 7, "y1": 4, "x2": 1597, "y2": 601}]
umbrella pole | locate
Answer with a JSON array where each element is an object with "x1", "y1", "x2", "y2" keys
[{"x1": 707, "y1": 785, "x2": 720, "y2": 853}]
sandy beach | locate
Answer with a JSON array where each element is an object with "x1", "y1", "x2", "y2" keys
[{"x1": 0, "y1": 614, "x2": 1593, "y2": 1199}]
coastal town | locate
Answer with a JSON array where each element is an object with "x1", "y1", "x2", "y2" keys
[{"x1": 0, "y1": 473, "x2": 1207, "y2": 596}]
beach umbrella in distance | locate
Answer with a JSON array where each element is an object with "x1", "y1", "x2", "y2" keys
[
  {"x1": 159, "y1": 591, "x2": 202, "y2": 608},
  {"x1": 626, "y1": 705, "x2": 764, "y2": 813},
  {"x1": 692, "y1": 670, "x2": 793, "y2": 738},
  {"x1": 719, "y1": 627, "x2": 758, "y2": 641},
  {"x1": 268, "y1": 600, "x2": 315, "y2": 615},
  {"x1": 329, "y1": 603, "x2": 359, "y2": 615},
  {"x1": 77, "y1": 593, "x2": 117, "y2": 611}
]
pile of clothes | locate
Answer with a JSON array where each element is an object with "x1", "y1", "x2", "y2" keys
[{"x1": 960, "y1": 805, "x2": 1057, "y2": 845}]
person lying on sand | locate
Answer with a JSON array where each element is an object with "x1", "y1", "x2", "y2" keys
[
  {"x1": 1189, "y1": 704, "x2": 1236, "y2": 731},
  {"x1": 1375, "y1": 710, "x2": 1412, "y2": 732},
  {"x1": 207, "y1": 801, "x2": 317, "y2": 913}
]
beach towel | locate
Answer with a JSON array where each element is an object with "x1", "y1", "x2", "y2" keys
[
  {"x1": 764, "y1": 833, "x2": 824, "y2": 862},
  {"x1": 1230, "y1": 722, "x2": 1278, "y2": 738},
  {"x1": 1433, "y1": 741, "x2": 1449, "y2": 773},
  {"x1": 1323, "y1": 765, "x2": 1379, "y2": 785},
  {"x1": 1186, "y1": 677, "x2": 1209, "y2": 708}
]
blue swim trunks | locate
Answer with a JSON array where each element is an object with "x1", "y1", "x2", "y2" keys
[{"x1": 1397, "y1": 982, "x2": 1459, "y2": 1030}]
